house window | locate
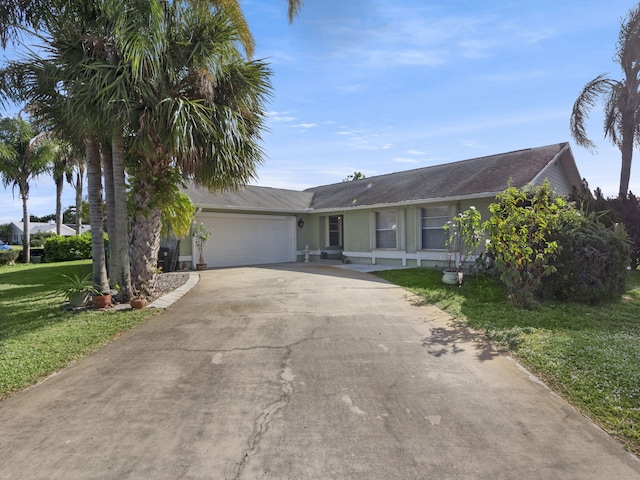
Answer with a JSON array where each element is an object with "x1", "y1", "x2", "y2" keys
[
  {"x1": 421, "y1": 206, "x2": 450, "y2": 250},
  {"x1": 375, "y1": 210, "x2": 397, "y2": 249},
  {"x1": 328, "y1": 216, "x2": 342, "y2": 247}
]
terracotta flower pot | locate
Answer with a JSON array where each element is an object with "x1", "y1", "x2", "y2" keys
[
  {"x1": 92, "y1": 294, "x2": 112, "y2": 309},
  {"x1": 130, "y1": 298, "x2": 147, "y2": 309}
]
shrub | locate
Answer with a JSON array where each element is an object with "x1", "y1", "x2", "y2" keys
[
  {"x1": 484, "y1": 181, "x2": 565, "y2": 307},
  {"x1": 30, "y1": 232, "x2": 55, "y2": 247},
  {"x1": 44, "y1": 233, "x2": 93, "y2": 262},
  {"x1": 0, "y1": 249, "x2": 18, "y2": 265},
  {"x1": 570, "y1": 183, "x2": 640, "y2": 268},
  {"x1": 542, "y1": 210, "x2": 630, "y2": 303}
]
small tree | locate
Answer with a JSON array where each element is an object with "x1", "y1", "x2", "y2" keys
[
  {"x1": 343, "y1": 171, "x2": 366, "y2": 182},
  {"x1": 191, "y1": 222, "x2": 212, "y2": 267},
  {"x1": 484, "y1": 182, "x2": 564, "y2": 307},
  {"x1": 443, "y1": 206, "x2": 483, "y2": 272}
]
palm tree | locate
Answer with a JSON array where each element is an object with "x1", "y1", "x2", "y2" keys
[
  {"x1": 570, "y1": 4, "x2": 640, "y2": 198},
  {"x1": 123, "y1": 1, "x2": 272, "y2": 287},
  {"x1": 50, "y1": 139, "x2": 83, "y2": 235},
  {"x1": 0, "y1": 0, "x2": 290, "y2": 290},
  {"x1": 0, "y1": 116, "x2": 56, "y2": 262}
]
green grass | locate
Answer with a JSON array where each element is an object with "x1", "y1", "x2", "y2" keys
[
  {"x1": 0, "y1": 260, "x2": 158, "y2": 399},
  {"x1": 378, "y1": 268, "x2": 640, "y2": 455}
]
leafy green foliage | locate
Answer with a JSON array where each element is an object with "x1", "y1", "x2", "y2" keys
[
  {"x1": 443, "y1": 206, "x2": 483, "y2": 271},
  {"x1": 160, "y1": 188, "x2": 195, "y2": 239},
  {"x1": 378, "y1": 268, "x2": 640, "y2": 454},
  {"x1": 571, "y1": 183, "x2": 640, "y2": 268},
  {"x1": 29, "y1": 231, "x2": 55, "y2": 247},
  {"x1": 484, "y1": 182, "x2": 564, "y2": 306},
  {"x1": 54, "y1": 270, "x2": 93, "y2": 300},
  {"x1": 542, "y1": 209, "x2": 630, "y2": 303},
  {"x1": 0, "y1": 248, "x2": 18, "y2": 265},
  {"x1": 43, "y1": 232, "x2": 93, "y2": 262}
]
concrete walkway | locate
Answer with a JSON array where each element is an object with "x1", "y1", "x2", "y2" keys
[{"x1": 0, "y1": 263, "x2": 639, "y2": 479}]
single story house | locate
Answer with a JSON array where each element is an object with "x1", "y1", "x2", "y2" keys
[
  {"x1": 8, "y1": 221, "x2": 78, "y2": 245},
  {"x1": 181, "y1": 142, "x2": 582, "y2": 269}
]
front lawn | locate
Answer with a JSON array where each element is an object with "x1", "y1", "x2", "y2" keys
[
  {"x1": 0, "y1": 260, "x2": 158, "y2": 399},
  {"x1": 378, "y1": 268, "x2": 640, "y2": 455}
]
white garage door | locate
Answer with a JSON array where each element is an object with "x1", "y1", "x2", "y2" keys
[{"x1": 197, "y1": 212, "x2": 296, "y2": 268}]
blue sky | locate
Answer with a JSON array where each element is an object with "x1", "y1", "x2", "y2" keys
[{"x1": 1, "y1": 0, "x2": 640, "y2": 224}]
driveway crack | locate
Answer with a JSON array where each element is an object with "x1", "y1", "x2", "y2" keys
[{"x1": 234, "y1": 346, "x2": 295, "y2": 479}]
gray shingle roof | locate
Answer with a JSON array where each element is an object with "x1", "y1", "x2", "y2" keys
[
  {"x1": 305, "y1": 143, "x2": 574, "y2": 209},
  {"x1": 185, "y1": 183, "x2": 314, "y2": 211},
  {"x1": 185, "y1": 143, "x2": 579, "y2": 213}
]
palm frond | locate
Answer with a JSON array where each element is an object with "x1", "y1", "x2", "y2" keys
[
  {"x1": 570, "y1": 74, "x2": 617, "y2": 150},
  {"x1": 287, "y1": 0, "x2": 304, "y2": 23}
]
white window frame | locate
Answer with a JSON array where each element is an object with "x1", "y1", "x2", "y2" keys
[
  {"x1": 327, "y1": 215, "x2": 342, "y2": 248},
  {"x1": 420, "y1": 205, "x2": 451, "y2": 250},
  {"x1": 374, "y1": 209, "x2": 401, "y2": 250}
]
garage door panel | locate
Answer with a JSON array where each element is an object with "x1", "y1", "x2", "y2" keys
[{"x1": 198, "y1": 213, "x2": 296, "y2": 268}]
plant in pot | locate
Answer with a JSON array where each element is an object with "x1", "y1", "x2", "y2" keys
[
  {"x1": 129, "y1": 284, "x2": 150, "y2": 309},
  {"x1": 442, "y1": 206, "x2": 483, "y2": 285},
  {"x1": 88, "y1": 286, "x2": 113, "y2": 309},
  {"x1": 192, "y1": 222, "x2": 212, "y2": 270},
  {"x1": 56, "y1": 272, "x2": 94, "y2": 308}
]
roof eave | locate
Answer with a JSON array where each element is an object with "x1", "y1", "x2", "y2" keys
[
  {"x1": 194, "y1": 203, "x2": 313, "y2": 215},
  {"x1": 307, "y1": 191, "x2": 502, "y2": 213}
]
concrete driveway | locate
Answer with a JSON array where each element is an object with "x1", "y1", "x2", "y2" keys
[{"x1": 1, "y1": 263, "x2": 639, "y2": 479}]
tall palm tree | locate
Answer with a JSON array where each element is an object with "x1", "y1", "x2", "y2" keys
[
  {"x1": 50, "y1": 139, "x2": 83, "y2": 235},
  {"x1": 570, "y1": 4, "x2": 640, "y2": 198},
  {"x1": 123, "y1": 1, "x2": 272, "y2": 287},
  {"x1": 1, "y1": 0, "x2": 287, "y2": 290},
  {"x1": 0, "y1": 116, "x2": 56, "y2": 262}
]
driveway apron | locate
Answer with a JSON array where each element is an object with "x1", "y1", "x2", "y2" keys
[{"x1": 1, "y1": 263, "x2": 639, "y2": 479}]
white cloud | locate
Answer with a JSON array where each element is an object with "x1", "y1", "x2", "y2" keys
[
  {"x1": 392, "y1": 157, "x2": 419, "y2": 164},
  {"x1": 268, "y1": 111, "x2": 298, "y2": 123},
  {"x1": 461, "y1": 140, "x2": 488, "y2": 149},
  {"x1": 296, "y1": 123, "x2": 318, "y2": 129}
]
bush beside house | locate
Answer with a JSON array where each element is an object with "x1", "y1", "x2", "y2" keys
[
  {"x1": 484, "y1": 181, "x2": 631, "y2": 306},
  {"x1": 542, "y1": 210, "x2": 630, "y2": 303}
]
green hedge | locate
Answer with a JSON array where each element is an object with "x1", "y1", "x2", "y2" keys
[
  {"x1": 44, "y1": 233, "x2": 93, "y2": 262},
  {"x1": 542, "y1": 212, "x2": 630, "y2": 304},
  {"x1": 0, "y1": 249, "x2": 19, "y2": 265}
]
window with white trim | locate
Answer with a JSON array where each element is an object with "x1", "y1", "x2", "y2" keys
[
  {"x1": 328, "y1": 216, "x2": 342, "y2": 247},
  {"x1": 421, "y1": 206, "x2": 450, "y2": 250},
  {"x1": 375, "y1": 210, "x2": 398, "y2": 249}
]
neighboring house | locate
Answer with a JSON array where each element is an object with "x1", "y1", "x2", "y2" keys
[
  {"x1": 183, "y1": 142, "x2": 582, "y2": 269},
  {"x1": 9, "y1": 221, "x2": 77, "y2": 245}
]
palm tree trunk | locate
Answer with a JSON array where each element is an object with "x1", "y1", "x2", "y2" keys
[
  {"x1": 74, "y1": 165, "x2": 84, "y2": 235},
  {"x1": 85, "y1": 137, "x2": 109, "y2": 291},
  {"x1": 130, "y1": 171, "x2": 163, "y2": 290},
  {"x1": 619, "y1": 108, "x2": 635, "y2": 198},
  {"x1": 111, "y1": 133, "x2": 133, "y2": 299},
  {"x1": 55, "y1": 174, "x2": 63, "y2": 235},
  {"x1": 21, "y1": 194, "x2": 30, "y2": 263},
  {"x1": 101, "y1": 141, "x2": 120, "y2": 287}
]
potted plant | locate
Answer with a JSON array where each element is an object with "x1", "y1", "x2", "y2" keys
[
  {"x1": 442, "y1": 206, "x2": 483, "y2": 285},
  {"x1": 56, "y1": 272, "x2": 93, "y2": 308},
  {"x1": 91, "y1": 288, "x2": 113, "y2": 309},
  {"x1": 191, "y1": 222, "x2": 212, "y2": 270},
  {"x1": 129, "y1": 284, "x2": 149, "y2": 309}
]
